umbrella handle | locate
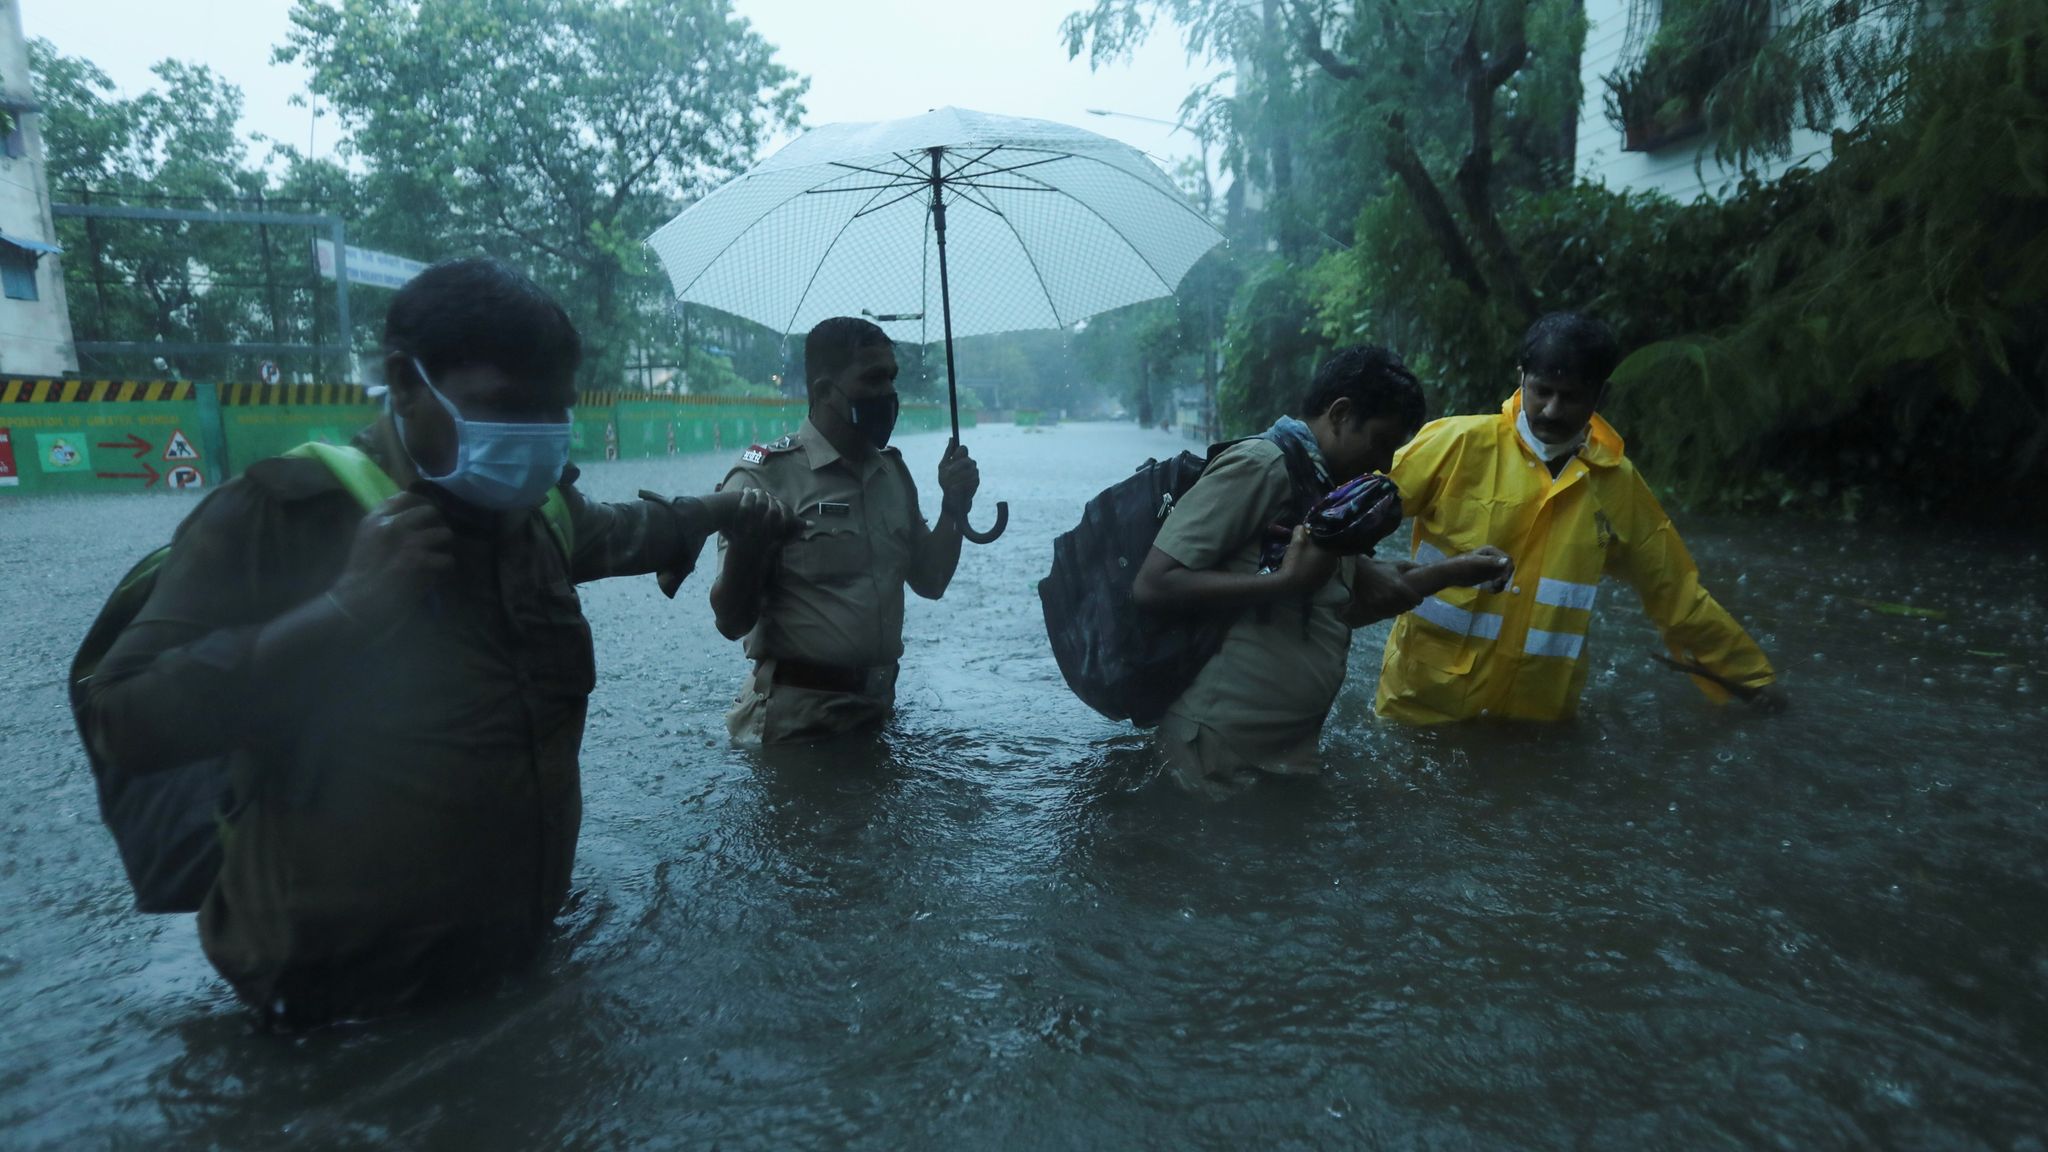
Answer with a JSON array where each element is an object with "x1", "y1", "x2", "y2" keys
[{"x1": 962, "y1": 500, "x2": 1008, "y2": 545}]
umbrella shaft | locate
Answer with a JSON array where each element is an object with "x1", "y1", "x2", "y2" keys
[{"x1": 930, "y1": 147, "x2": 961, "y2": 444}]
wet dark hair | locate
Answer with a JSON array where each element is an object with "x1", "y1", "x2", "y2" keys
[
  {"x1": 384, "y1": 257, "x2": 582, "y2": 386},
  {"x1": 804, "y1": 316, "x2": 893, "y2": 397},
  {"x1": 1301, "y1": 344, "x2": 1426, "y2": 433},
  {"x1": 1518, "y1": 311, "x2": 1621, "y2": 386}
]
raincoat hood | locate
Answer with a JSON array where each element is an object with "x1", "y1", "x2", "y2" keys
[{"x1": 1500, "y1": 391, "x2": 1625, "y2": 469}]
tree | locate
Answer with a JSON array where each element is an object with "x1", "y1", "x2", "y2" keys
[
  {"x1": 1599, "y1": 0, "x2": 2048, "y2": 520},
  {"x1": 1065, "y1": 0, "x2": 1584, "y2": 427},
  {"x1": 277, "y1": 0, "x2": 806, "y2": 387},
  {"x1": 34, "y1": 41, "x2": 342, "y2": 381}
]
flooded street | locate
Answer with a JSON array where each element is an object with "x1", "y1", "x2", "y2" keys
[{"x1": 3, "y1": 420, "x2": 2046, "y2": 1149}]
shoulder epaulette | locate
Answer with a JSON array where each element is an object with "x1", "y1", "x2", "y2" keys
[{"x1": 740, "y1": 434, "x2": 800, "y2": 465}]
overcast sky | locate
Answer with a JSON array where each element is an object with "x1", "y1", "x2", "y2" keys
[{"x1": 24, "y1": 0, "x2": 1224, "y2": 174}]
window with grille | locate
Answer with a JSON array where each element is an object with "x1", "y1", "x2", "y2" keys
[{"x1": 1, "y1": 247, "x2": 39, "y2": 301}]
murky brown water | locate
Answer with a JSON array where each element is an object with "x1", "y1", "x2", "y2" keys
[{"x1": 3, "y1": 421, "x2": 2045, "y2": 1149}]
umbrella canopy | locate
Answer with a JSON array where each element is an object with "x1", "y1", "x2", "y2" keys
[{"x1": 646, "y1": 106, "x2": 1223, "y2": 346}]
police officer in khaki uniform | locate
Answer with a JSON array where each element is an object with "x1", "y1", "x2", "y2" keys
[{"x1": 711, "y1": 317, "x2": 981, "y2": 745}]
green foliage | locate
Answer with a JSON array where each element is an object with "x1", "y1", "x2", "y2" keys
[
  {"x1": 276, "y1": 0, "x2": 805, "y2": 389},
  {"x1": 1603, "y1": 0, "x2": 2048, "y2": 521},
  {"x1": 1074, "y1": 0, "x2": 2042, "y2": 524},
  {"x1": 1074, "y1": 299, "x2": 1182, "y2": 421},
  {"x1": 675, "y1": 346, "x2": 764, "y2": 396},
  {"x1": 1066, "y1": 0, "x2": 1586, "y2": 434},
  {"x1": 1603, "y1": 0, "x2": 1775, "y2": 151},
  {"x1": 1220, "y1": 260, "x2": 1320, "y2": 434},
  {"x1": 33, "y1": 40, "x2": 353, "y2": 381}
]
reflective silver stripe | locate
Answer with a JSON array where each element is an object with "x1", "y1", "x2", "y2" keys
[
  {"x1": 1413, "y1": 539, "x2": 1448, "y2": 566},
  {"x1": 1412, "y1": 595, "x2": 1503, "y2": 640},
  {"x1": 1524, "y1": 627, "x2": 1586, "y2": 660},
  {"x1": 1535, "y1": 577, "x2": 1599, "y2": 611}
]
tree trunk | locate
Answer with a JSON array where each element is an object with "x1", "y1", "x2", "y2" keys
[
  {"x1": 1452, "y1": 0, "x2": 1541, "y2": 323},
  {"x1": 1382, "y1": 117, "x2": 1492, "y2": 300}
]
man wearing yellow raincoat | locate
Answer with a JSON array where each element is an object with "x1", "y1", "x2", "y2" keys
[{"x1": 1377, "y1": 312, "x2": 1784, "y2": 724}]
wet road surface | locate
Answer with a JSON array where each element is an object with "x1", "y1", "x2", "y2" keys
[{"x1": 3, "y1": 421, "x2": 2046, "y2": 1149}]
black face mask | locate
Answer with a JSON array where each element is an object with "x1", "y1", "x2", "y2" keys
[{"x1": 841, "y1": 390, "x2": 900, "y2": 450}]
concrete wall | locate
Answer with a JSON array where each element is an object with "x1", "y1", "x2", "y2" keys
[
  {"x1": 1576, "y1": 0, "x2": 1835, "y2": 202},
  {"x1": 0, "y1": 0, "x2": 78, "y2": 376}
]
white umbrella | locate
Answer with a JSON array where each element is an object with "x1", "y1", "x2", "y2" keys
[{"x1": 646, "y1": 106, "x2": 1224, "y2": 543}]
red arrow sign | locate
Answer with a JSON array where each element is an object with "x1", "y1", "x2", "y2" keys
[
  {"x1": 96, "y1": 433, "x2": 152, "y2": 458},
  {"x1": 96, "y1": 462, "x2": 160, "y2": 488}
]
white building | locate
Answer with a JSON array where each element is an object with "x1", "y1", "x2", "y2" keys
[
  {"x1": 0, "y1": 0, "x2": 77, "y2": 377},
  {"x1": 1576, "y1": 0, "x2": 1835, "y2": 201}
]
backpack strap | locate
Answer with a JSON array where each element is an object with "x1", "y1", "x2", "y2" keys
[
  {"x1": 538, "y1": 489, "x2": 574, "y2": 559},
  {"x1": 281, "y1": 442, "x2": 574, "y2": 559},
  {"x1": 282, "y1": 442, "x2": 401, "y2": 509},
  {"x1": 1253, "y1": 428, "x2": 1330, "y2": 519}
]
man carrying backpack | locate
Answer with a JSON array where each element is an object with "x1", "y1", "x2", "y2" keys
[
  {"x1": 1131, "y1": 346, "x2": 1514, "y2": 797},
  {"x1": 1375, "y1": 311, "x2": 1784, "y2": 723},
  {"x1": 74, "y1": 258, "x2": 791, "y2": 1026}
]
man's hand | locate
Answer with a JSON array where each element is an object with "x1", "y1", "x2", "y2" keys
[
  {"x1": 1277, "y1": 525, "x2": 1340, "y2": 594},
  {"x1": 725, "y1": 487, "x2": 796, "y2": 559},
  {"x1": 1348, "y1": 556, "x2": 1426, "y2": 623},
  {"x1": 327, "y1": 492, "x2": 453, "y2": 629},
  {"x1": 1452, "y1": 545, "x2": 1515, "y2": 593},
  {"x1": 938, "y1": 440, "x2": 980, "y2": 521}
]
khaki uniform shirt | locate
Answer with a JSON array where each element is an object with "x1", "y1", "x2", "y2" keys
[
  {"x1": 78, "y1": 422, "x2": 709, "y2": 1024},
  {"x1": 1152, "y1": 438, "x2": 1356, "y2": 796},
  {"x1": 716, "y1": 419, "x2": 937, "y2": 744}
]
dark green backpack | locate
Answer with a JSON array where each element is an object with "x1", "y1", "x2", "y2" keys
[{"x1": 69, "y1": 443, "x2": 573, "y2": 913}]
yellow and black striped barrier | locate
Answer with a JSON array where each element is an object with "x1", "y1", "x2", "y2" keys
[
  {"x1": 218, "y1": 382, "x2": 376, "y2": 407},
  {"x1": 1, "y1": 379, "x2": 194, "y2": 404}
]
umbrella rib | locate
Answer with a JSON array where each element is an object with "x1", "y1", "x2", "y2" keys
[
  {"x1": 806, "y1": 180, "x2": 929, "y2": 194},
  {"x1": 781, "y1": 178, "x2": 901, "y2": 336},
  {"x1": 1057, "y1": 151, "x2": 1220, "y2": 232},
  {"x1": 827, "y1": 158, "x2": 930, "y2": 181},
  {"x1": 938, "y1": 146, "x2": 1004, "y2": 180},
  {"x1": 943, "y1": 185, "x2": 1066, "y2": 330},
  {"x1": 942, "y1": 177, "x2": 1003, "y2": 216},
  {"x1": 850, "y1": 185, "x2": 932, "y2": 219},
  {"x1": 669, "y1": 169, "x2": 880, "y2": 299},
  {"x1": 934, "y1": 183, "x2": 1060, "y2": 193},
  {"x1": 946, "y1": 153, "x2": 1069, "y2": 182},
  {"x1": 986, "y1": 164, "x2": 1182, "y2": 296}
]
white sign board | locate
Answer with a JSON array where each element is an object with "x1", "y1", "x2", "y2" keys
[{"x1": 314, "y1": 239, "x2": 428, "y2": 290}]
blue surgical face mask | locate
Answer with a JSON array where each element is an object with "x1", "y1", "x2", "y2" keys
[{"x1": 395, "y1": 357, "x2": 572, "y2": 511}]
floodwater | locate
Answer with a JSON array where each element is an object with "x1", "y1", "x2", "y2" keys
[{"x1": 2, "y1": 421, "x2": 2045, "y2": 1150}]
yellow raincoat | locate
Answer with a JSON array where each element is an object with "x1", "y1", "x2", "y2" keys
[{"x1": 1375, "y1": 392, "x2": 1774, "y2": 724}]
